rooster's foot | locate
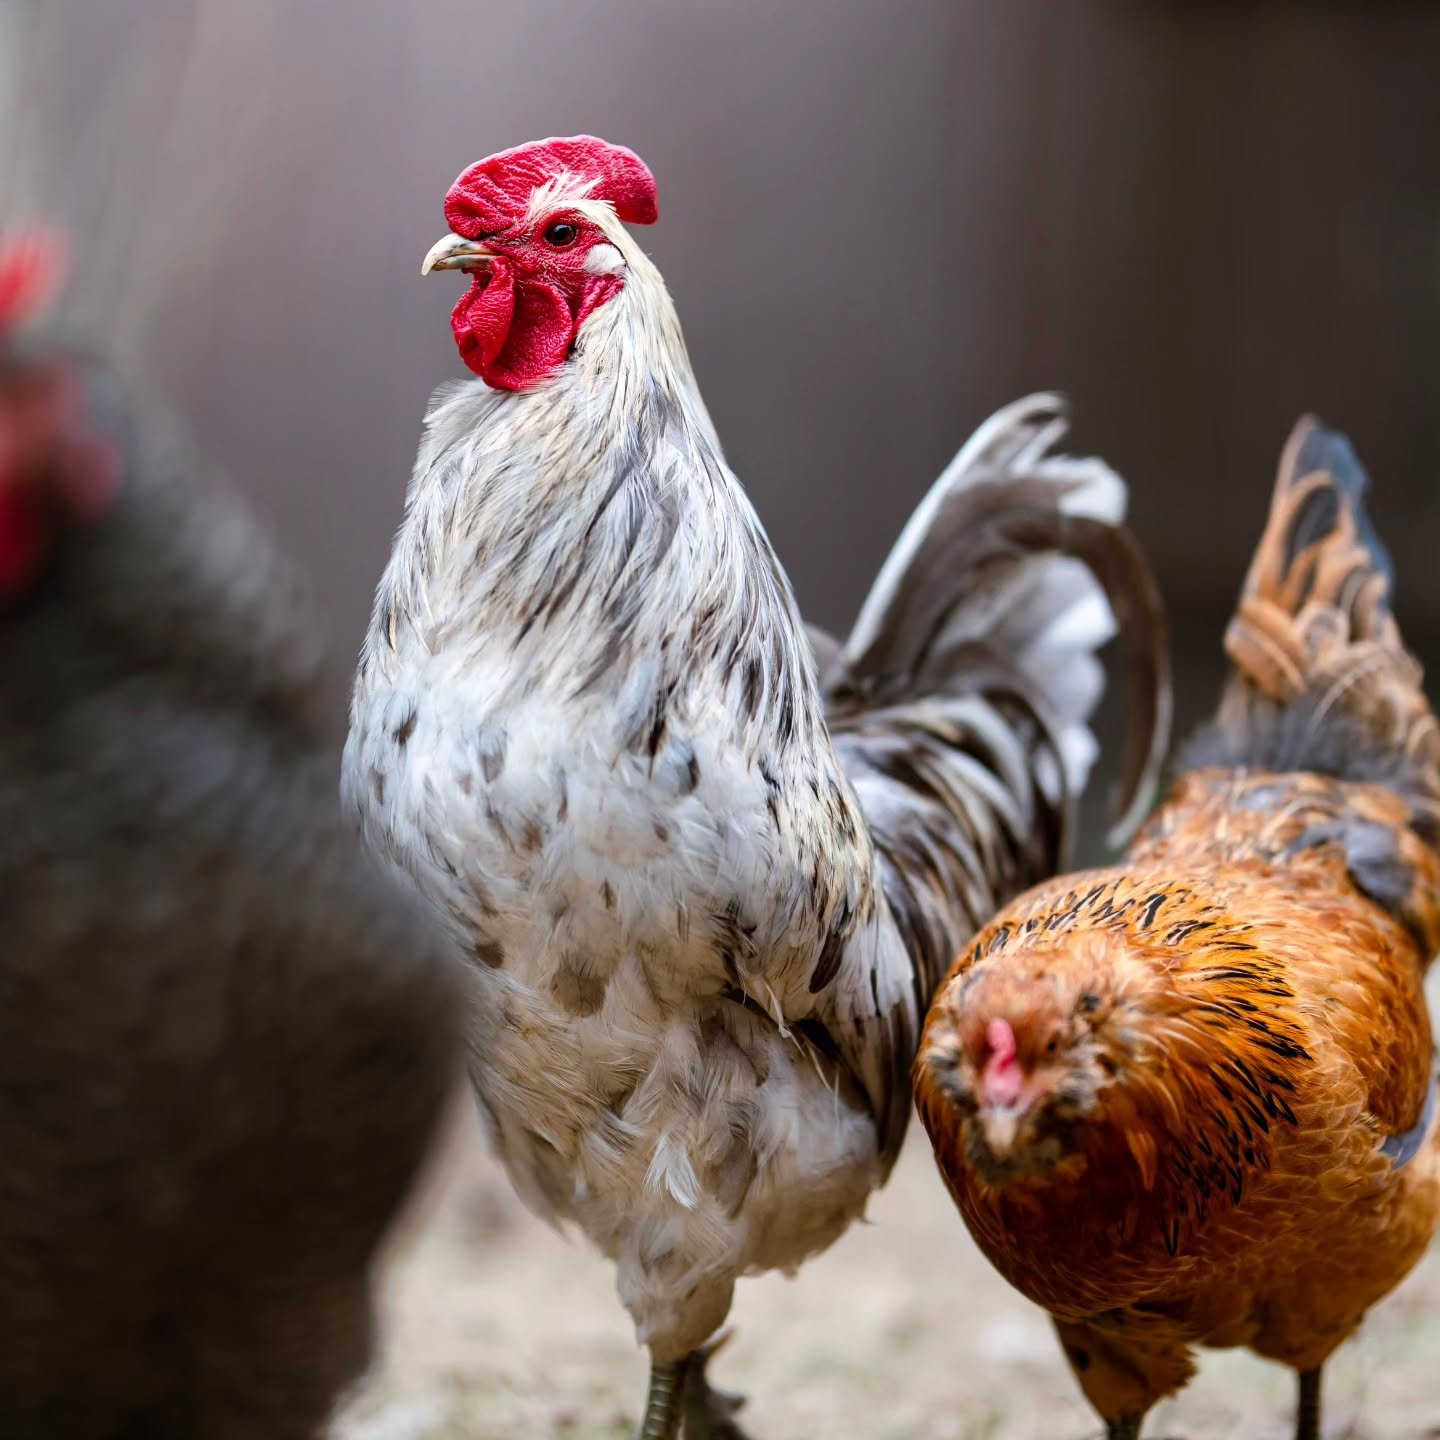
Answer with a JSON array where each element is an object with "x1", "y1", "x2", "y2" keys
[{"x1": 680, "y1": 1331, "x2": 751, "y2": 1440}]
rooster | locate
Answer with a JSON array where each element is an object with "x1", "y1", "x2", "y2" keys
[
  {"x1": 344, "y1": 135, "x2": 1169, "y2": 1438},
  {"x1": 915, "y1": 418, "x2": 1440, "y2": 1440},
  {"x1": 0, "y1": 229, "x2": 457, "y2": 1440}
]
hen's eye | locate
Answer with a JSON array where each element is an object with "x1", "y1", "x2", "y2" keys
[{"x1": 544, "y1": 221, "x2": 579, "y2": 248}]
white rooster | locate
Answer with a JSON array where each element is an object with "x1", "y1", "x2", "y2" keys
[{"x1": 344, "y1": 135, "x2": 1169, "y2": 1439}]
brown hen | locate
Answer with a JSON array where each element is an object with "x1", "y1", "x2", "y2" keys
[{"x1": 914, "y1": 418, "x2": 1440, "y2": 1440}]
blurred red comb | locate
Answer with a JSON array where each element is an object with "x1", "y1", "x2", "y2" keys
[
  {"x1": 444, "y1": 135, "x2": 658, "y2": 240},
  {"x1": 0, "y1": 227, "x2": 68, "y2": 336},
  {"x1": 0, "y1": 223, "x2": 118, "y2": 598}
]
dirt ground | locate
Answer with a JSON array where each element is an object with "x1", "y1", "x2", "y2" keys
[{"x1": 335, "y1": 1096, "x2": 1440, "y2": 1440}]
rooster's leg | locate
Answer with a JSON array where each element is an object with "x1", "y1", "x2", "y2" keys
[
  {"x1": 637, "y1": 1353, "x2": 688, "y2": 1440},
  {"x1": 1106, "y1": 1420, "x2": 1142, "y2": 1440},
  {"x1": 680, "y1": 1331, "x2": 750, "y2": 1440},
  {"x1": 1294, "y1": 1367, "x2": 1322, "y2": 1440}
]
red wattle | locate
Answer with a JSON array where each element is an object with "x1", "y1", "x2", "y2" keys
[
  {"x1": 0, "y1": 485, "x2": 46, "y2": 600},
  {"x1": 451, "y1": 259, "x2": 517, "y2": 376},
  {"x1": 486, "y1": 278, "x2": 572, "y2": 392},
  {"x1": 982, "y1": 1056, "x2": 1024, "y2": 1109},
  {"x1": 452, "y1": 261, "x2": 577, "y2": 393}
]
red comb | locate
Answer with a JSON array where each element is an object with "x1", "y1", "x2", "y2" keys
[
  {"x1": 0, "y1": 227, "x2": 67, "y2": 336},
  {"x1": 444, "y1": 135, "x2": 658, "y2": 240},
  {"x1": 0, "y1": 227, "x2": 120, "y2": 598}
]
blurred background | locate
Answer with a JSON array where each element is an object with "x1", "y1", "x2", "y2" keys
[
  {"x1": 7, "y1": 1, "x2": 1440, "y2": 730},
  {"x1": 4, "y1": 3, "x2": 1439, "y2": 1437}
]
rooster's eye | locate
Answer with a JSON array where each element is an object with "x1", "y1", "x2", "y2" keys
[{"x1": 544, "y1": 221, "x2": 579, "y2": 248}]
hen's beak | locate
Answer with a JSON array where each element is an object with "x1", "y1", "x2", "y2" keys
[
  {"x1": 420, "y1": 234, "x2": 496, "y2": 276},
  {"x1": 979, "y1": 1105, "x2": 1023, "y2": 1158}
]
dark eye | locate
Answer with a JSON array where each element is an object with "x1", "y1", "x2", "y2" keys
[{"x1": 544, "y1": 221, "x2": 579, "y2": 248}]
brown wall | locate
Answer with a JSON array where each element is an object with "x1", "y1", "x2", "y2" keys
[{"x1": 6, "y1": 0, "x2": 1440, "y2": 776}]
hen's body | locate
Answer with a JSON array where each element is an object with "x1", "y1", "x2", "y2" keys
[
  {"x1": 931, "y1": 769, "x2": 1439, "y2": 1364},
  {"x1": 915, "y1": 420, "x2": 1440, "y2": 1439}
]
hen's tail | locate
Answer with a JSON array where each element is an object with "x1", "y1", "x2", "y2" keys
[
  {"x1": 820, "y1": 393, "x2": 1170, "y2": 1004},
  {"x1": 1183, "y1": 417, "x2": 1440, "y2": 821}
]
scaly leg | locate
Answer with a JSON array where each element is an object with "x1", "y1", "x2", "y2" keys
[
  {"x1": 637, "y1": 1352, "x2": 689, "y2": 1440},
  {"x1": 1295, "y1": 1367, "x2": 1322, "y2": 1440},
  {"x1": 680, "y1": 1331, "x2": 750, "y2": 1440},
  {"x1": 1052, "y1": 1312, "x2": 1190, "y2": 1440}
]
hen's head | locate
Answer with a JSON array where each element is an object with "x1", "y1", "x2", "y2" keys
[
  {"x1": 917, "y1": 936, "x2": 1157, "y2": 1188},
  {"x1": 0, "y1": 229, "x2": 121, "y2": 605},
  {"x1": 422, "y1": 135, "x2": 658, "y2": 391}
]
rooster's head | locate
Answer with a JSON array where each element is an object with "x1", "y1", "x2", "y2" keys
[{"x1": 422, "y1": 135, "x2": 658, "y2": 392}]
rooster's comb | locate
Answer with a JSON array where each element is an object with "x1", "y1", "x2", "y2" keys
[
  {"x1": 444, "y1": 135, "x2": 658, "y2": 239},
  {"x1": 0, "y1": 227, "x2": 67, "y2": 336}
]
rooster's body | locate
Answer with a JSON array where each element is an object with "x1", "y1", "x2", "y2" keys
[
  {"x1": 344, "y1": 135, "x2": 1167, "y2": 1437},
  {"x1": 915, "y1": 420, "x2": 1440, "y2": 1440}
]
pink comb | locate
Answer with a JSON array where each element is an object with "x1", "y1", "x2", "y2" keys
[
  {"x1": 444, "y1": 134, "x2": 658, "y2": 240},
  {"x1": 981, "y1": 1017, "x2": 1024, "y2": 1108}
]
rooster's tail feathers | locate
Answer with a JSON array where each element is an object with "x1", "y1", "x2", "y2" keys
[
  {"x1": 1186, "y1": 416, "x2": 1439, "y2": 812},
  {"x1": 835, "y1": 393, "x2": 1171, "y2": 851}
]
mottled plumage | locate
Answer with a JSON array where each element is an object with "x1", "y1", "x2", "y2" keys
[
  {"x1": 915, "y1": 417, "x2": 1440, "y2": 1440},
  {"x1": 344, "y1": 138, "x2": 1168, "y2": 1436}
]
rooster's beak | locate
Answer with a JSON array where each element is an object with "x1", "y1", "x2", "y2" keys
[{"x1": 420, "y1": 234, "x2": 496, "y2": 276}]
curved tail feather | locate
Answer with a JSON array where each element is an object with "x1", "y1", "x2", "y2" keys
[
  {"x1": 833, "y1": 393, "x2": 1170, "y2": 848},
  {"x1": 822, "y1": 394, "x2": 1172, "y2": 1011},
  {"x1": 1184, "y1": 416, "x2": 1440, "y2": 821}
]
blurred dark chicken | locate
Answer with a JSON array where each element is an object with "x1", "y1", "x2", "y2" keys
[
  {"x1": 0, "y1": 229, "x2": 457, "y2": 1440},
  {"x1": 916, "y1": 418, "x2": 1440, "y2": 1440}
]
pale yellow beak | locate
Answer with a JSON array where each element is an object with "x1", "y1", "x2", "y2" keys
[
  {"x1": 979, "y1": 1106, "x2": 1022, "y2": 1158},
  {"x1": 420, "y1": 234, "x2": 496, "y2": 276}
]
